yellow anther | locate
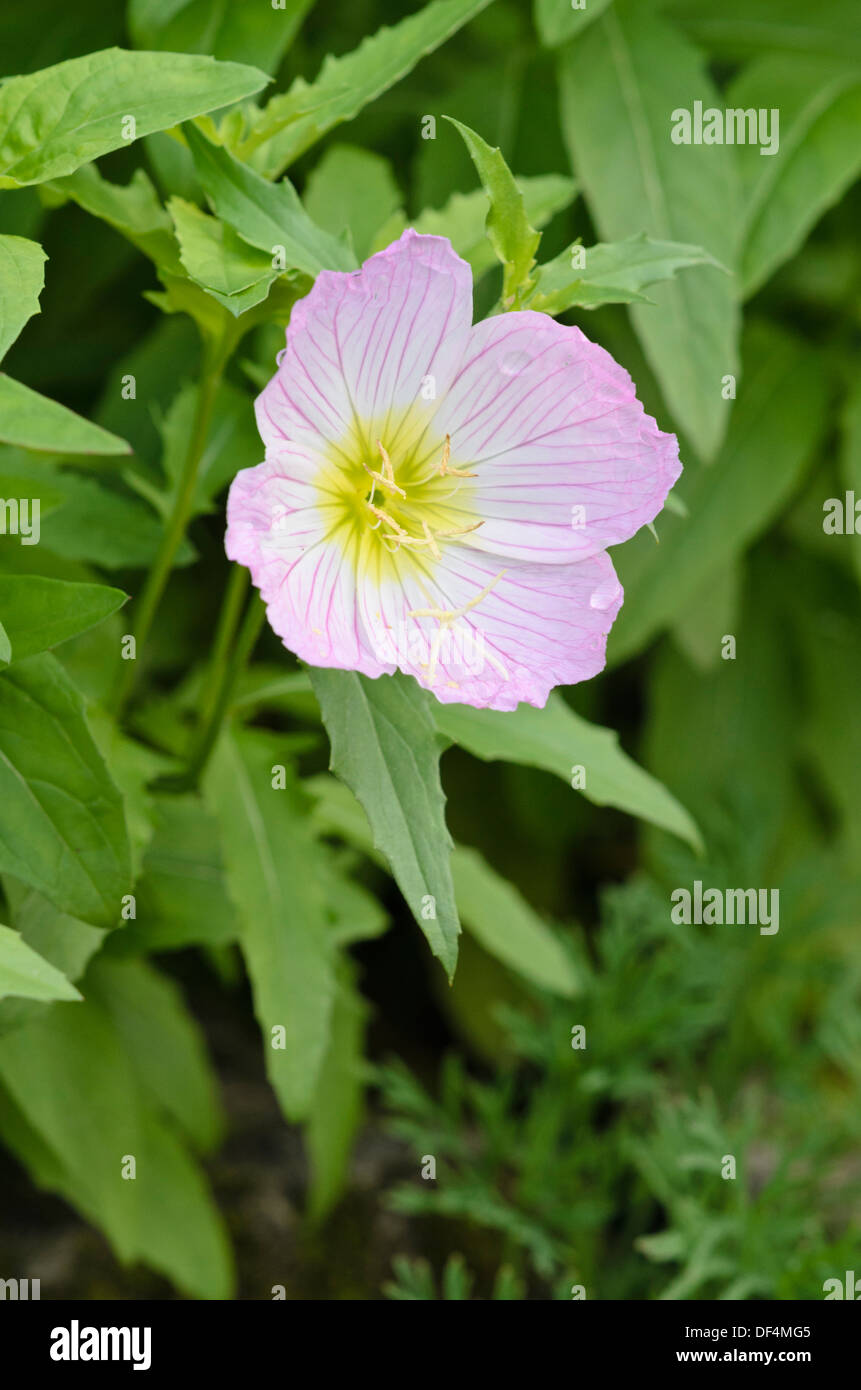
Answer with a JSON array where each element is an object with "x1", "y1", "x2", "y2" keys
[{"x1": 439, "y1": 434, "x2": 476, "y2": 478}]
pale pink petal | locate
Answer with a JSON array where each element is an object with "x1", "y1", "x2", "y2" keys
[
  {"x1": 226, "y1": 455, "x2": 392, "y2": 677},
  {"x1": 427, "y1": 312, "x2": 680, "y2": 564},
  {"x1": 360, "y1": 546, "x2": 623, "y2": 711},
  {"x1": 255, "y1": 229, "x2": 473, "y2": 457}
]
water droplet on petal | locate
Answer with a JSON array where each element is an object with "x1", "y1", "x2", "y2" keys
[
  {"x1": 500, "y1": 350, "x2": 532, "y2": 377},
  {"x1": 589, "y1": 578, "x2": 623, "y2": 612},
  {"x1": 276, "y1": 348, "x2": 287, "y2": 366}
]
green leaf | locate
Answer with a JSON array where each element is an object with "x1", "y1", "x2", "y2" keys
[
  {"x1": 120, "y1": 793, "x2": 238, "y2": 954},
  {"x1": 0, "y1": 574, "x2": 126, "y2": 664},
  {"x1": 451, "y1": 846, "x2": 581, "y2": 995},
  {"x1": 203, "y1": 727, "x2": 337, "y2": 1120},
  {"x1": 305, "y1": 144, "x2": 403, "y2": 261},
  {"x1": 0, "y1": 654, "x2": 131, "y2": 926},
  {"x1": 0, "y1": 924, "x2": 81, "y2": 1003},
  {"x1": 87, "y1": 956, "x2": 224, "y2": 1153},
  {"x1": 731, "y1": 56, "x2": 861, "y2": 298},
  {"x1": 534, "y1": 0, "x2": 613, "y2": 46},
  {"x1": 434, "y1": 694, "x2": 702, "y2": 851},
  {"x1": 307, "y1": 963, "x2": 367, "y2": 1220},
  {"x1": 529, "y1": 233, "x2": 723, "y2": 314},
  {"x1": 237, "y1": 0, "x2": 495, "y2": 176},
  {"x1": 310, "y1": 669, "x2": 461, "y2": 977},
  {"x1": 445, "y1": 117, "x2": 540, "y2": 305},
  {"x1": 557, "y1": 1, "x2": 740, "y2": 460},
  {"x1": 128, "y1": 0, "x2": 313, "y2": 73},
  {"x1": 0, "y1": 993, "x2": 233, "y2": 1298},
  {"x1": 185, "y1": 123, "x2": 354, "y2": 276},
  {"x1": 0, "y1": 235, "x2": 46, "y2": 363},
  {"x1": 376, "y1": 174, "x2": 577, "y2": 276},
  {"x1": 0, "y1": 47, "x2": 269, "y2": 188},
  {"x1": 0, "y1": 621, "x2": 9, "y2": 665},
  {"x1": 609, "y1": 323, "x2": 831, "y2": 664},
  {"x1": 169, "y1": 194, "x2": 277, "y2": 313},
  {"x1": 664, "y1": 0, "x2": 861, "y2": 64},
  {"x1": 840, "y1": 377, "x2": 861, "y2": 590},
  {"x1": 0, "y1": 374, "x2": 131, "y2": 455}
]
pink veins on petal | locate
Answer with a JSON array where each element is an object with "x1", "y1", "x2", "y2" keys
[{"x1": 225, "y1": 229, "x2": 681, "y2": 711}]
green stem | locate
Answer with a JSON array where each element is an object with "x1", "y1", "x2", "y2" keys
[
  {"x1": 113, "y1": 340, "x2": 225, "y2": 716},
  {"x1": 178, "y1": 586, "x2": 266, "y2": 790}
]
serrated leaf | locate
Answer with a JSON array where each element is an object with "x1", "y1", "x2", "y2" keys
[
  {"x1": 0, "y1": 235, "x2": 46, "y2": 364},
  {"x1": 169, "y1": 194, "x2": 277, "y2": 313},
  {"x1": 238, "y1": 0, "x2": 495, "y2": 176},
  {"x1": 203, "y1": 727, "x2": 337, "y2": 1120},
  {"x1": 445, "y1": 117, "x2": 540, "y2": 305},
  {"x1": 0, "y1": 47, "x2": 269, "y2": 188},
  {"x1": 310, "y1": 669, "x2": 461, "y2": 977},
  {"x1": 185, "y1": 123, "x2": 353, "y2": 277},
  {"x1": 0, "y1": 574, "x2": 126, "y2": 664},
  {"x1": 434, "y1": 694, "x2": 702, "y2": 851},
  {"x1": 529, "y1": 233, "x2": 722, "y2": 314},
  {"x1": 557, "y1": 1, "x2": 740, "y2": 460},
  {"x1": 375, "y1": 174, "x2": 577, "y2": 275},
  {"x1": 0, "y1": 924, "x2": 81, "y2": 1003},
  {"x1": 0, "y1": 374, "x2": 131, "y2": 455},
  {"x1": 0, "y1": 654, "x2": 131, "y2": 926}
]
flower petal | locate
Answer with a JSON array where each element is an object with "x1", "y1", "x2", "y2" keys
[
  {"x1": 226, "y1": 456, "x2": 393, "y2": 678},
  {"x1": 360, "y1": 544, "x2": 623, "y2": 711},
  {"x1": 255, "y1": 229, "x2": 474, "y2": 459},
  {"x1": 430, "y1": 311, "x2": 681, "y2": 564}
]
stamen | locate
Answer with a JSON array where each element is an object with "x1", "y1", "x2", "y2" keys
[
  {"x1": 439, "y1": 434, "x2": 476, "y2": 479},
  {"x1": 363, "y1": 460, "x2": 406, "y2": 499}
]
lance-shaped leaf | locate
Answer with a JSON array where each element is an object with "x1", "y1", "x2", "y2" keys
[
  {"x1": 0, "y1": 574, "x2": 126, "y2": 664},
  {"x1": 557, "y1": 1, "x2": 740, "y2": 460},
  {"x1": 310, "y1": 669, "x2": 461, "y2": 977},
  {"x1": 664, "y1": 0, "x2": 861, "y2": 63},
  {"x1": 434, "y1": 695, "x2": 702, "y2": 851},
  {"x1": 0, "y1": 992, "x2": 233, "y2": 1298},
  {"x1": 185, "y1": 124, "x2": 354, "y2": 276},
  {"x1": 128, "y1": 0, "x2": 314, "y2": 73},
  {"x1": 204, "y1": 728, "x2": 337, "y2": 1120},
  {"x1": 534, "y1": 0, "x2": 613, "y2": 46},
  {"x1": 0, "y1": 925, "x2": 81, "y2": 1003},
  {"x1": 528, "y1": 234, "x2": 723, "y2": 314},
  {"x1": 732, "y1": 55, "x2": 861, "y2": 298},
  {"x1": 445, "y1": 117, "x2": 540, "y2": 305},
  {"x1": 0, "y1": 374, "x2": 131, "y2": 455},
  {"x1": 0, "y1": 47, "x2": 269, "y2": 188},
  {"x1": 374, "y1": 175, "x2": 577, "y2": 274},
  {"x1": 236, "y1": 0, "x2": 495, "y2": 176},
  {"x1": 0, "y1": 654, "x2": 131, "y2": 927},
  {"x1": 0, "y1": 236, "x2": 46, "y2": 364}
]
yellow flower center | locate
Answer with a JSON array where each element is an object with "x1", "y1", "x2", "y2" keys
[{"x1": 318, "y1": 409, "x2": 480, "y2": 583}]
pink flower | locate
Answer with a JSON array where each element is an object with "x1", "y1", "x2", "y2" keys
[{"x1": 226, "y1": 230, "x2": 680, "y2": 711}]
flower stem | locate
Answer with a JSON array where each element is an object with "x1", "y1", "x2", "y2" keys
[
  {"x1": 175, "y1": 582, "x2": 266, "y2": 790},
  {"x1": 112, "y1": 342, "x2": 225, "y2": 717}
]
